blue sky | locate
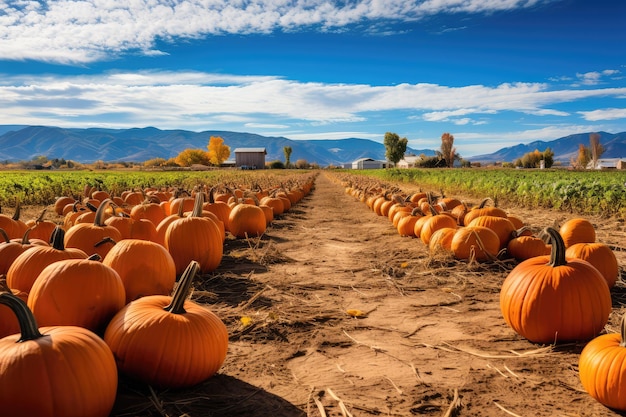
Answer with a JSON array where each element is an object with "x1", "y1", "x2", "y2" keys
[{"x1": 0, "y1": 0, "x2": 624, "y2": 157}]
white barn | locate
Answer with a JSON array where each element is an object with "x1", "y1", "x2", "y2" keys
[{"x1": 351, "y1": 157, "x2": 388, "y2": 169}]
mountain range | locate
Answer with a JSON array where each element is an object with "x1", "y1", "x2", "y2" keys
[
  {"x1": 0, "y1": 125, "x2": 624, "y2": 166},
  {"x1": 0, "y1": 125, "x2": 431, "y2": 167}
]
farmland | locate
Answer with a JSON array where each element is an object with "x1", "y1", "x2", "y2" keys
[{"x1": 1, "y1": 168, "x2": 625, "y2": 416}]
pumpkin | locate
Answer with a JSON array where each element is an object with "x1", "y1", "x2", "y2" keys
[
  {"x1": 27, "y1": 255, "x2": 126, "y2": 333},
  {"x1": 129, "y1": 201, "x2": 166, "y2": 226},
  {"x1": 396, "y1": 208, "x2": 422, "y2": 237},
  {"x1": 450, "y1": 226, "x2": 500, "y2": 262},
  {"x1": 54, "y1": 196, "x2": 76, "y2": 216},
  {"x1": 0, "y1": 200, "x2": 27, "y2": 240},
  {"x1": 462, "y1": 197, "x2": 507, "y2": 226},
  {"x1": 419, "y1": 212, "x2": 458, "y2": 245},
  {"x1": 579, "y1": 312, "x2": 626, "y2": 410},
  {"x1": 228, "y1": 202, "x2": 267, "y2": 239},
  {"x1": 559, "y1": 218, "x2": 596, "y2": 247},
  {"x1": 0, "y1": 229, "x2": 42, "y2": 276},
  {"x1": 428, "y1": 227, "x2": 456, "y2": 253},
  {"x1": 506, "y1": 235, "x2": 551, "y2": 261},
  {"x1": 64, "y1": 199, "x2": 122, "y2": 259},
  {"x1": 165, "y1": 192, "x2": 224, "y2": 275},
  {"x1": 565, "y1": 242, "x2": 619, "y2": 288},
  {"x1": 500, "y1": 227, "x2": 611, "y2": 344},
  {"x1": 7, "y1": 227, "x2": 88, "y2": 294},
  {"x1": 25, "y1": 209, "x2": 58, "y2": 242},
  {"x1": 467, "y1": 215, "x2": 518, "y2": 250},
  {"x1": 104, "y1": 261, "x2": 228, "y2": 388},
  {"x1": 103, "y1": 239, "x2": 177, "y2": 303},
  {"x1": 0, "y1": 292, "x2": 118, "y2": 417}
]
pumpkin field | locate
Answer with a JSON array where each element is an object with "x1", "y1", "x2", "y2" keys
[{"x1": 1, "y1": 168, "x2": 626, "y2": 417}]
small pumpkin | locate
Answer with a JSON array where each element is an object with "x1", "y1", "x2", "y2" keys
[
  {"x1": 64, "y1": 199, "x2": 122, "y2": 259},
  {"x1": 579, "y1": 312, "x2": 626, "y2": 410},
  {"x1": 228, "y1": 201, "x2": 267, "y2": 239},
  {"x1": 450, "y1": 226, "x2": 500, "y2": 262},
  {"x1": 500, "y1": 227, "x2": 611, "y2": 344},
  {"x1": 565, "y1": 242, "x2": 619, "y2": 288},
  {"x1": 506, "y1": 235, "x2": 551, "y2": 261},
  {"x1": 559, "y1": 218, "x2": 596, "y2": 247},
  {"x1": 104, "y1": 261, "x2": 228, "y2": 388},
  {"x1": 0, "y1": 292, "x2": 118, "y2": 417}
]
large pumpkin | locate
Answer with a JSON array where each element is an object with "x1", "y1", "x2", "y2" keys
[
  {"x1": 450, "y1": 226, "x2": 500, "y2": 262},
  {"x1": 0, "y1": 292, "x2": 118, "y2": 417},
  {"x1": 27, "y1": 255, "x2": 126, "y2": 334},
  {"x1": 104, "y1": 261, "x2": 228, "y2": 388},
  {"x1": 579, "y1": 313, "x2": 626, "y2": 410},
  {"x1": 103, "y1": 239, "x2": 176, "y2": 303},
  {"x1": 500, "y1": 227, "x2": 611, "y2": 344},
  {"x1": 165, "y1": 192, "x2": 224, "y2": 275}
]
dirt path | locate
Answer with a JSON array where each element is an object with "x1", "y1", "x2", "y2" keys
[{"x1": 111, "y1": 171, "x2": 626, "y2": 417}]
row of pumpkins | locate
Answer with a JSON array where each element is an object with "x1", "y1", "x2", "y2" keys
[
  {"x1": 0, "y1": 175, "x2": 316, "y2": 417},
  {"x1": 343, "y1": 180, "x2": 626, "y2": 412}
]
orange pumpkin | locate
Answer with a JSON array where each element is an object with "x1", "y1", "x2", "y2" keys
[
  {"x1": 228, "y1": 202, "x2": 267, "y2": 239},
  {"x1": 64, "y1": 199, "x2": 122, "y2": 259},
  {"x1": 103, "y1": 239, "x2": 177, "y2": 303},
  {"x1": 165, "y1": 193, "x2": 224, "y2": 275},
  {"x1": 104, "y1": 261, "x2": 228, "y2": 388},
  {"x1": 559, "y1": 218, "x2": 596, "y2": 247},
  {"x1": 0, "y1": 292, "x2": 118, "y2": 417},
  {"x1": 7, "y1": 227, "x2": 88, "y2": 293},
  {"x1": 450, "y1": 226, "x2": 500, "y2": 262},
  {"x1": 579, "y1": 312, "x2": 626, "y2": 410},
  {"x1": 565, "y1": 242, "x2": 619, "y2": 288},
  {"x1": 506, "y1": 235, "x2": 551, "y2": 261},
  {"x1": 500, "y1": 227, "x2": 611, "y2": 344},
  {"x1": 27, "y1": 255, "x2": 126, "y2": 333}
]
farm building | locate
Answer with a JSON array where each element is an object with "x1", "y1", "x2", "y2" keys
[
  {"x1": 586, "y1": 158, "x2": 626, "y2": 169},
  {"x1": 397, "y1": 155, "x2": 421, "y2": 168},
  {"x1": 234, "y1": 148, "x2": 266, "y2": 169},
  {"x1": 351, "y1": 157, "x2": 388, "y2": 169}
]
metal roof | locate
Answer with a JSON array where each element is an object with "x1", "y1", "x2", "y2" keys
[{"x1": 234, "y1": 148, "x2": 267, "y2": 153}]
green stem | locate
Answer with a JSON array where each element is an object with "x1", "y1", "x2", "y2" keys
[
  {"x1": 164, "y1": 261, "x2": 200, "y2": 315},
  {"x1": 0, "y1": 292, "x2": 43, "y2": 342}
]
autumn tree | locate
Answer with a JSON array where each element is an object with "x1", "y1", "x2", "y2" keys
[
  {"x1": 206, "y1": 136, "x2": 231, "y2": 166},
  {"x1": 589, "y1": 133, "x2": 605, "y2": 169},
  {"x1": 383, "y1": 132, "x2": 408, "y2": 167},
  {"x1": 570, "y1": 144, "x2": 591, "y2": 169},
  {"x1": 440, "y1": 132, "x2": 457, "y2": 168},
  {"x1": 175, "y1": 149, "x2": 211, "y2": 167},
  {"x1": 514, "y1": 148, "x2": 554, "y2": 168},
  {"x1": 283, "y1": 146, "x2": 293, "y2": 168}
]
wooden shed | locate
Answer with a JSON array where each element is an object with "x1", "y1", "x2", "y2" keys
[{"x1": 234, "y1": 148, "x2": 266, "y2": 169}]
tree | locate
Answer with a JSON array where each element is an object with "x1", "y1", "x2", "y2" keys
[
  {"x1": 283, "y1": 146, "x2": 292, "y2": 168},
  {"x1": 570, "y1": 144, "x2": 591, "y2": 169},
  {"x1": 589, "y1": 133, "x2": 605, "y2": 169},
  {"x1": 175, "y1": 149, "x2": 211, "y2": 167},
  {"x1": 440, "y1": 133, "x2": 457, "y2": 168},
  {"x1": 207, "y1": 136, "x2": 230, "y2": 166},
  {"x1": 383, "y1": 132, "x2": 408, "y2": 167}
]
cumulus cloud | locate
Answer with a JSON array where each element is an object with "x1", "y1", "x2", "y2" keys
[{"x1": 0, "y1": 0, "x2": 552, "y2": 63}]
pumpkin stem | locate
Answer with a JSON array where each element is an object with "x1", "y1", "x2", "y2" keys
[
  {"x1": 0, "y1": 292, "x2": 44, "y2": 342},
  {"x1": 540, "y1": 227, "x2": 568, "y2": 267},
  {"x1": 0, "y1": 228, "x2": 9, "y2": 244},
  {"x1": 50, "y1": 226, "x2": 66, "y2": 249},
  {"x1": 621, "y1": 313, "x2": 626, "y2": 348},
  {"x1": 191, "y1": 192, "x2": 205, "y2": 217},
  {"x1": 164, "y1": 261, "x2": 200, "y2": 315},
  {"x1": 94, "y1": 199, "x2": 113, "y2": 227}
]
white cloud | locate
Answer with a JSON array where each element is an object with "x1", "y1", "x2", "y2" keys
[
  {"x1": 1, "y1": 71, "x2": 625, "y2": 130},
  {"x1": 0, "y1": 0, "x2": 555, "y2": 64},
  {"x1": 574, "y1": 69, "x2": 622, "y2": 86},
  {"x1": 579, "y1": 108, "x2": 626, "y2": 121}
]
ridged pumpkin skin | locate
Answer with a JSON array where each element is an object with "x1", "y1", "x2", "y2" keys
[
  {"x1": 165, "y1": 193, "x2": 224, "y2": 275},
  {"x1": 64, "y1": 199, "x2": 122, "y2": 259},
  {"x1": 500, "y1": 227, "x2": 611, "y2": 344},
  {"x1": 103, "y1": 239, "x2": 176, "y2": 303},
  {"x1": 467, "y1": 215, "x2": 517, "y2": 250},
  {"x1": 507, "y1": 235, "x2": 551, "y2": 261},
  {"x1": 559, "y1": 218, "x2": 596, "y2": 247},
  {"x1": 451, "y1": 226, "x2": 500, "y2": 262},
  {"x1": 428, "y1": 227, "x2": 456, "y2": 253},
  {"x1": 0, "y1": 293, "x2": 118, "y2": 417},
  {"x1": 228, "y1": 203, "x2": 267, "y2": 238},
  {"x1": 579, "y1": 315, "x2": 626, "y2": 411},
  {"x1": 565, "y1": 242, "x2": 618, "y2": 288},
  {"x1": 420, "y1": 214, "x2": 457, "y2": 245},
  {"x1": 27, "y1": 258, "x2": 126, "y2": 333},
  {"x1": 6, "y1": 227, "x2": 88, "y2": 294},
  {"x1": 104, "y1": 261, "x2": 228, "y2": 388}
]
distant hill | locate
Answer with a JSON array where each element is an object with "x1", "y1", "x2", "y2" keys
[
  {"x1": 0, "y1": 126, "x2": 433, "y2": 167},
  {"x1": 468, "y1": 131, "x2": 626, "y2": 164}
]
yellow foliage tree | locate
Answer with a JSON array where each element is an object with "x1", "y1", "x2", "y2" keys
[
  {"x1": 207, "y1": 136, "x2": 231, "y2": 166},
  {"x1": 175, "y1": 149, "x2": 211, "y2": 167}
]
